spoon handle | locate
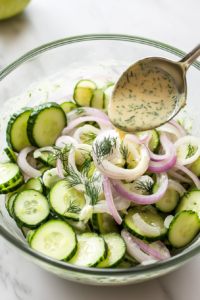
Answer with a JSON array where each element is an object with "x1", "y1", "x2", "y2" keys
[{"x1": 179, "y1": 43, "x2": 200, "y2": 70}]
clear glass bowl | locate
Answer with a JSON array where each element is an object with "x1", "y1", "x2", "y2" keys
[{"x1": 0, "y1": 34, "x2": 200, "y2": 286}]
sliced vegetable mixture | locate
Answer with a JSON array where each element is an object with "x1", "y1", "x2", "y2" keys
[{"x1": 2, "y1": 77, "x2": 200, "y2": 268}]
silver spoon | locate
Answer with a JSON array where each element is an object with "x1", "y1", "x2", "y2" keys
[{"x1": 108, "y1": 44, "x2": 200, "y2": 132}]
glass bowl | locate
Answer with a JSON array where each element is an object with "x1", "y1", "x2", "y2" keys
[{"x1": 0, "y1": 34, "x2": 200, "y2": 286}]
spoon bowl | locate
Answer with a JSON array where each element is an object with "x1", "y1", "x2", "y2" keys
[{"x1": 108, "y1": 44, "x2": 200, "y2": 132}]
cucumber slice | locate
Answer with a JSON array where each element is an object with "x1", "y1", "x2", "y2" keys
[
  {"x1": 36, "y1": 151, "x2": 56, "y2": 168},
  {"x1": 7, "y1": 192, "x2": 18, "y2": 217},
  {"x1": 176, "y1": 191, "x2": 200, "y2": 216},
  {"x1": 24, "y1": 178, "x2": 43, "y2": 193},
  {"x1": 152, "y1": 184, "x2": 180, "y2": 213},
  {"x1": 6, "y1": 107, "x2": 32, "y2": 152},
  {"x1": 117, "y1": 257, "x2": 139, "y2": 268},
  {"x1": 30, "y1": 220, "x2": 77, "y2": 261},
  {"x1": 26, "y1": 229, "x2": 35, "y2": 243},
  {"x1": 188, "y1": 186, "x2": 199, "y2": 192},
  {"x1": 4, "y1": 148, "x2": 17, "y2": 163},
  {"x1": 103, "y1": 84, "x2": 114, "y2": 111},
  {"x1": 97, "y1": 233, "x2": 126, "y2": 268},
  {"x1": 39, "y1": 166, "x2": 51, "y2": 174},
  {"x1": 134, "y1": 129, "x2": 160, "y2": 153},
  {"x1": 73, "y1": 80, "x2": 97, "y2": 107},
  {"x1": 27, "y1": 102, "x2": 67, "y2": 148},
  {"x1": 2, "y1": 180, "x2": 25, "y2": 196},
  {"x1": 190, "y1": 156, "x2": 200, "y2": 177},
  {"x1": 92, "y1": 213, "x2": 120, "y2": 234},
  {"x1": 0, "y1": 163, "x2": 21, "y2": 189},
  {"x1": 90, "y1": 89, "x2": 104, "y2": 109},
  {"x1": 12, "y1": 190, "x2": 50, "y2": 229},
  {"x1": 60, "y1": 102, "x2": 78, "y2": 114},
  {"x1": 69, "y1": 232, "x2": 107, "y2": 267},
  {"x1": 168, "y1": 210, "x2": 200, "y2": 248},
  {"x1": 123, "y1": 205, "x2": 167, "y2": 242},
  {"x1": 49, "y1": 180, "x2": 86, "y2": 221},
  {"x1": 42, "y1": 168, "x2": 60, "y2": 189}
]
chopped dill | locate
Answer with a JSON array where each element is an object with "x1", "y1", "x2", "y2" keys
[
  {"x1": 186, "y1": 143, "x2": 195, "y2": 159},
  {"x1": 64, "y1": 198, "x2": 81, "y2": 214},
  {"x1": 93, "y1": 136, "x2": 117, "y2": 165},
  {"x1": 48, "y1": 143, "x2": 74, "y2": 166},
  {"x1": 64, "y1": 164, "x2": 82, "y2": 188},
  {"x1": 82, "y1": 131, "x2": 98, "y2": 145},
  {"x1": 81, "y1": 160, "x2": 93, "y2": 178},
  {"x1": 76, "y1": 108, "x2": 86, "y2": 115},
  {"x1": 119, "y1": 141, "x2": 130, "y2": 169},
  {"x1": 84, "y1": 173, "x2": 101, "y2": 205},
  {"x1": 134, "y1": 180, "x2": 153, "y2": 194}
]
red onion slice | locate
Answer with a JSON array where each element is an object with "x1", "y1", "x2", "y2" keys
[
  {"x1": 147, "y1": 133, "x2": 172, "y2": 162},
  {"x1": 110, "y1": 172, "x2": 168, "y2": 204},
  {"x1": 168, "y1": 120, "x2": 187, "y2": 137},
  {"x1": 62, "y1": 116, "x2": 113, "y2": 136},
  {"x1": 174, "y1": 136, "x2": 200, "y2": 165},
  {"x1": 121, "y1": 230, "x2": 168, "y2": 262},
  {"x1": 168, "y1": 179, "x2": 186, "y2": 196},
  {"x1": 18, "y1": 146, "x2": 41, "y2": 178},
  {"x1": 66, "y1": 107, "x2": 109, "y2": 124},
  {"x1": 55, "y1": 135, "x2": 78, "y2": 147},
  {"x1": 167, "y1": 169, "x2": 193, "y2": 184},
  {"x1": 175, "y1": 163, "x2": 200, "y2": 189},
  {"x1": 156, "y1": 123, "x2": 183, "y2": 140},
  {"x1": 93, "y1": 131, "x2": 150, "y2": 181},
  {"x1": 147, "y1": 133, "x2": 177, "y2": 173},
  {"x1": 103, "y1": 177, "x2": 122, "y2": 225}
]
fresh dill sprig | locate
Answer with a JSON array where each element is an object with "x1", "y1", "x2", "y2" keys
[
  {"x1": 48, "y1": 143, "x2": 74, "y2": 166},
  {"x1": 119, "y1": 141, "x2": 130, "y2": 168},
  {"x1": 82, "y1": 131, "x2": 98, "y2": 145},
  {"x1": 76, "y1": 108, "x2": 86, "y2": 115},
  {"x1": 93, "y1": 136, "x2": 117, "y2": 165},
  {"x1": 64, "y1": 164, "x2": 82, "y2": 188},
  {"x1": 186, "y1": 143, "x2": 195, "y2": 159},
  {"x1": 84, "y1": 173, "x2": 101, "y2": 205},
  {"x1": 64, "y1": 198, "x2": 81, "y2": 214},
  {"x1": 134, "y1": 180, "x2": 153, "y2": 194},
  {"x1": 81, "y1": 160, "x2": 93, "y2": 178}
]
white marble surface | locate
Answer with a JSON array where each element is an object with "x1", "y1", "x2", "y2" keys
[{"x1": 1, "y1": 0, "x2": 200, "y2": 299}]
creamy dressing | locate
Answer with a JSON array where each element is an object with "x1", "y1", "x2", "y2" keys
[{"x1": 108, "y1": 62, "x2": 185, "y2": 132}]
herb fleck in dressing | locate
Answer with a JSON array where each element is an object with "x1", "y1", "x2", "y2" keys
[{"x1": 108, "y1": 62, "x2": 185, "y2": 132}]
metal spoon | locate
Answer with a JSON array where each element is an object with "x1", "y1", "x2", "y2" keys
[{"x1": 108, "y1": 44, "x2": 200, "y2": 132}]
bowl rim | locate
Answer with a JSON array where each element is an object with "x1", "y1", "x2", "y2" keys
[{"x1": 1, "y1": 33, "x2": 200, "y2": 276}]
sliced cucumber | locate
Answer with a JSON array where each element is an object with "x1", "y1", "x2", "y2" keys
[
  {"x1": 12, "y1": 190, "x2": 50, "y2": 229},
  {"x1": 4, "y1": 148, "x2": 17, "y2": 163},
  {"x1": 69, "y1": 232, "x2": 107, "y2": 267},
  {"x1": 103, "y1": 84, "x2": 114, "y2": 111},
  {"x1": 90, "y1": 89, "x2": 104, "y2": 109},
  {"x1": 134, "y1": 129, "x2": 160, "y2": 153},
  {"x1": 60, "y1": 102, "x2": 78, "y2": 114},
  {"x1": 27, "y1": 102, "x2": 67, "y2": 147},
  {"x1": 42, "y1": 168, "x2": 60, "y2": 189},
  {"x1": 0, "y1": 163, "x2": 21, "y2": 189},
  {"x1": 0, "y1": 175, "x2": 24, "y2": 195},
  {"x1": 188, "y1": 186, "x2": 199, "y2": 192},
  {"x1": 97, "y1": 233, "x2": 126, "y2": 268},
  {"x1": 92, "y1": 213, "x2": 120, "y2": 234},
  {"x1": 190, "y1": 156, "x2": 200, "y2": 177},
  {"x1": 48, "y1": 180, "x2": 86, "y2": 221},
  {"x1": 26, "y1": 229, "x2": 35, "y2": 243},
  {"x1": 6, "y1": 107, "x2": 32, "y2": 153},
  {"x1": 176, "y1": 191, "x2": 200, "y2": 216},
  {"x1": 7, "y1": 192, "x2": 18, "y2": 217},
  {"x1": 117, "y1": 257, "x2": 139, "y2": 268},
  {"x1": 168, "y1": 210, "x2": 200, "y2": 248},
  {"x1": 123, "y1": 205, "x2": 167, "y2": 242},
  {"x1": 73, "y1": 80, "x2": 97, "y2": 107},
  {"x1": 24, "y1": 178, "x2": 43, "y2": 193},
  {"x1": 36, "y1": 151, "x2": 56, "y2": 168},
  {"x1": 75, "y1": 144, "x2": 92, "y2": 165},
  {"x1": 30, "y1": 220, "x2": 77, "y2": 261},
  {"x1": 39, "y1": 166, "x2": 51, "y2": 174},
  {"x1": 152, "y1": 184, "x2": 180, "y2": 213}
]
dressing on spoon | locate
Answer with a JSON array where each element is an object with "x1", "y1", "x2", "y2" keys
[{"x1": 108, "y1": 44, "x2": 200, "y2": 132}]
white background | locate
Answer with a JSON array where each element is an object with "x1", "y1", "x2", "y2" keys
[{"x1": 0, "y1": 0, "x2": 200, "y2": 299}]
